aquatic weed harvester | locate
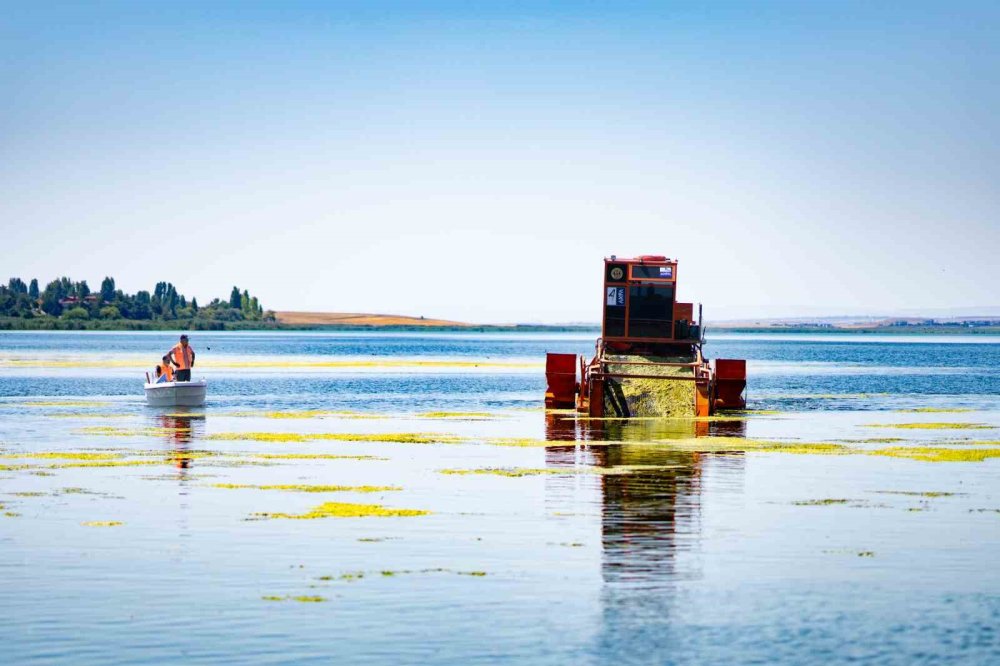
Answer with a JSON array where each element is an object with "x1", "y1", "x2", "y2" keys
[{"x1": 545, "y1": 255, "x2": 746, "y2": 417}]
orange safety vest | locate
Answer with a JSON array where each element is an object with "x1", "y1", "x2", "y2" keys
[
  {"x1": 161, "y1": 363, "x2": 174, "y2": 381},
  {"x1": 172, "y1": 343, "x2": 193, "y2": 370}
]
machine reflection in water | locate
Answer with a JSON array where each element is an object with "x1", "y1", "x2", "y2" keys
[{"x1": 545, "y1": 412, "x2": 747, "y2": 585}]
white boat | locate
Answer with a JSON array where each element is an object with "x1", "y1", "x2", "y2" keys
[{"x1": 144, "y1": 379, "x2": 207, "y2": 407}]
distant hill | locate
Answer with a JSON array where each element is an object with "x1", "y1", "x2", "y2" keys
[{"x1": 275, "y1": 311, "x2": 473, "y2": 327}]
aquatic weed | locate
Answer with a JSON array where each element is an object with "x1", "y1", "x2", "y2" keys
[
  {"x1": 252, "y1": 501, "x2": 429, "y2": 519},
  {"x1": 208, "y1": 432, "x2": 461, "y2": 444},
  {"x1": 864, "y1": 422, "x2": 994, "y2": 430},
  {"x1": 210, "y1": 483, "x2": 401, "y2": 493},
  {"x1": 872, "y1": 490, "x2": 965, "y2": 498},
  {"x1": 793, "y1": 499, "x2": 853, "y2": 506},
  {"x1": 867, "y1": 447, "x2": 1000, "y2": 463},
  {"x1": 895, "y1": 408, "x2": 976, "y2": 414}
]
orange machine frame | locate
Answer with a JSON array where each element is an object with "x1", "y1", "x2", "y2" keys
[{"x1": 545, "y1": 254, "x2": 747, "y2": 417}]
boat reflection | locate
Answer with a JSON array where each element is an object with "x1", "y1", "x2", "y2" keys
[{"x1": 154, "y1": 409, "x2": 206, "y2": 477}]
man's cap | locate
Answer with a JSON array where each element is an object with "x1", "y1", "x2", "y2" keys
[{"x1": 180, "y1": 334, "x2": 189, "y2": 340}]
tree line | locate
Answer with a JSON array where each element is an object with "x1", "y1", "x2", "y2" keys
[{"x1": 0, "y1": 276, "x2": 274, "y2": 326}]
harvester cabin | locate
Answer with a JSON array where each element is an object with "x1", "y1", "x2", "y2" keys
[{"x1": 602, "y1": 255, "x2": 700, "y2": 352}]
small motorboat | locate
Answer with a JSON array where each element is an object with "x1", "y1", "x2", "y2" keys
[{"x1": 144, "y1": 379, "x2": 207, "y2": 407}]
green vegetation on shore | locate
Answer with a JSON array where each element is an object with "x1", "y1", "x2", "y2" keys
[{"x1": 0, "y1": 276, "x2": 274, "y2": 331}]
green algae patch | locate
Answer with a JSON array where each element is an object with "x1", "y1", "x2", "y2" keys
[
  {"x1": 440, "y1": 467, "x2": 574, "y2": 477},
  {"x1": 225, "y1": 409, "x2": 386, "y2": 420},
  {"x1": 253, "y1": 453, "x2": 388, "y2": 461},
  {"x1": 77, "y1": 426, "x2": 190, "y2": 437},
  {"x1": 0, "y1": 452, "x2": 124, "y2": 461},
  {"x1": 651, "y1": 437, "x2": 850, "y2": 456},
  {"x1": 484, "y1": 437, "x2": 551, "y2": 448},
  {"x1": 416, "y1": 411, "x2": 502, "y2": 420},
  {"x1": 252, "y1": 501, "x2": 429, "y2": 520},
  {"x1": 438, "y1": 465, "x2": 673, "y2": 477},
  {"x1": 843, "y1": 437, "x2": 906, "y2": 444},
  {"x1": 864, "y1": 422, "x2": 994, "y2": 431},
  {"x1": 47, "y1": 412, "x2": 135, "y2": 419},
  {"x1": 867, "y1": 447, "x2": 1000, "y2": 463},
  {"x1": 793, "y1": 499, "x2": 853, "y2": 506},
  {"x1": 793, "y1": 499, "x2": 886, "y2": 508},
  {"x1": 317, "y1": 568, "x2": 485, "y2": 582},
  {"x1": 857, "y1": 551, "x2": 875, "y2": 557},
  {"x1": 873, "y1": 490, "x2": 960, "y2": 498},
  {"x1": 262, "y1": 595, "x2": 327, "y2": 602},
  {"x1": 81, "y1": 521, "x2": 123, "y2": 527},
  {"x1": 211, "y1": 483, "x2": 401, "y2": 493},
  {"x1": 50, "y1": 459, "x2": 164, "y2": 469},
  {"x1": 24, "y1": 400, "x2": 113, "y2": 408},
  {"x1": 895, "y1": 408, "x2": 976, "y2": 414},
  {"x1": 207, "y1": 431, "x2": 461, "y2": 444}
]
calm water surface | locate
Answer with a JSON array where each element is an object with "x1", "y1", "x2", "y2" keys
[{"x1": 2, "y1": 331, "x2": 1000, "y2": 664}]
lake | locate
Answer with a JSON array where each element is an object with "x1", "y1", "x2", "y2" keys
[{"x1": 2, "y1": 330, "x2": 1000, "y2": 664}]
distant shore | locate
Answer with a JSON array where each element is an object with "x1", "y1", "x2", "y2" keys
[
  {"x1": 3, "y1": 314, "x2": 999, "y2": 335},
  {"x1": 0, "y1": 315, "x2": 595, "y2": 333}
]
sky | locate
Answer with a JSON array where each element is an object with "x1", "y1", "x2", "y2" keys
[{"x1": 2, "y1": 1, "x2": 998, "y2": 323}]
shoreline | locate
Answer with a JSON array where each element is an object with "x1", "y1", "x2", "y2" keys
[{"x1": 2, "y1": 317, "x2": 999, "y2": 335}]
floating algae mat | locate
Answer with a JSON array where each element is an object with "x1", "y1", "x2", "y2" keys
[
  {"x1": 895, "y1": 408, "x2": 977, "y2": 414},
  {"x1": 207, "y1": 432, "x2": 462, "y2": 444},
  {"x1": 23, "y1": 400, "x2": 114, "y2": 408},
  {"x1": 438, "y1": 465, "x2": 681, "y2": 477},
  {"x1": 77, "y1": 426, "x2": 191, "y2": 437},
  {"x1": 211, "y1": 483, "x2": 401, "y2": 493},
  {"x1": 864, "y1": 422, "x2": 994, "y2": 430},
  {"x1": 867, "y1": 447, "x2": 1000, "y2": 463},
  {"x1": 602, "y1": 354, "x2": 696, "y2": 418},
  {"x1": 252, "y1": 501, "x2": 429, "y2": 519}
]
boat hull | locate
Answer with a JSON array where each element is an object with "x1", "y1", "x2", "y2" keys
[{"x1": 144, "y1": 380, "x2": 207, "y2": 407}]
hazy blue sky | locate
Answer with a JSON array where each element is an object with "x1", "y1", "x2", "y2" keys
[{"x1": 2, "y1": 1, "x2": 997, "y2": 322}]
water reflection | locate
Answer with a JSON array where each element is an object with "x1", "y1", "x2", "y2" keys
[
  {"x1": 154, "y1": 410, "x2": 205, "y2": 478},
  {"x1": 546, "y1": 412, "x2": 748, "y2": 660},
  {"x1": 545, "y1": 412, "x2": 747, "y2": 585}
]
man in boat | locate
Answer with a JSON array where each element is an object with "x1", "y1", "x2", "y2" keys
[{"x1": 165, "y1": 334, "x2": 196, "y2": 382}]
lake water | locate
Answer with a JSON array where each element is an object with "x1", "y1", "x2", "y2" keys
[{"x1": 2, "y1": 330, "x2": 1000, "y2": 664}]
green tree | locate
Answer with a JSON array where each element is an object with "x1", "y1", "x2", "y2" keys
[
  {"x1": 40, "y1": 280, "x2": 63, "y2": 316},
  {"x1": 28, "y1": 279, "x2": 39, "y2": 300},
  {"x1": 100, "y1": 277, "x2": 115, "y2": 302},
  {"x1": 191, "y1": 297, "x2": 199, "y2": 314},
  {"x1": 62, "y1": 306, "x2": 89, "y2": 320},
  {"x1": 99, "y1": 305, "x2": 121, "y2": 320},
  {"x1": 229, "y1": 286, "x2": 242, "y2": 309}
]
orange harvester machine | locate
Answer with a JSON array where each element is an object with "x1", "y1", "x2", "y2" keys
[{"x1": 545, "y1": 255, "x2": 747, "y2": 417}]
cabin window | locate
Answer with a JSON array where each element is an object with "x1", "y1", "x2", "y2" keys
[
  {"x1": 627, "y1": 284, "x2": 674, "y2": 338},
  {"x1": 629, "y1": 265, "x2": 675, "y2": 281}
]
